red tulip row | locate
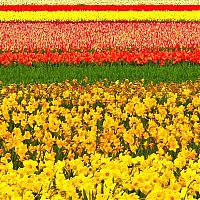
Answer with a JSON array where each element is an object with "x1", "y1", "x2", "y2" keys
[
  {"x1": 1, "y1": 49, "x2": 200, "y2": 67},
  {"x1": 0, "y1": 21, "x2": 199, "y2": 53},
  {"x1": 0, "y1": 5, "x2": 199, "y2": 11}
]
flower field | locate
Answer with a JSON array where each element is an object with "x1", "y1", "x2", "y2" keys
[
  {"x1": 0, "y1": 21, "x2": 200, "y2": 53},
  {"x1": 1, "y1": 80, "x2": 200, "y2": 200},
  {"x1": 0, "y1": 1, "x2": 200, "y2": 200}
]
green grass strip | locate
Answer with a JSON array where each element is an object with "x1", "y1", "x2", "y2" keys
[{"x1": 0, "y1": 61, "x2": 199, "y2": 86}]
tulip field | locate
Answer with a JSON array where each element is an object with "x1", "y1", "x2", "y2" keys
[{"x1": 0, "y1": 1, "x2": 200, "y2": 200}]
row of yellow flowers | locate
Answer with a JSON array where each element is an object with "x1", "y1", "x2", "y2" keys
[
  {"x1": 0, "y1": 0, "x2": 199, "y2": 5},
  {"x1": 0, "y1": 152, "x2": 200, "y2": 199},
  {"x1": 0, "y1": 10, "x2": 200, "y2": 21},
  {"x1": 0, "y1": 79, "x2": 200, "y2": 199}
]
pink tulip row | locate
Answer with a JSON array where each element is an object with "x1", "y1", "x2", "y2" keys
[{"x1": 0, "y1": 21, "x2": 199, "y2": 52}]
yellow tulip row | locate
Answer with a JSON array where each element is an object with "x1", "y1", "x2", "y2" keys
[
  {"x1": 0, "y1": 79, "x2": 200, "y2": 199},
  {"x1": 0, "y1": 10, "x2": 200, "y2": 21},
  {"x1": 0, "y1": 0, "x2": 199, "y2": 5}
]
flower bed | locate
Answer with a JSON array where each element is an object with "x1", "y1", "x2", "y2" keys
[
  {"x1": 0, "y1": 10, "x2": 200, "y2": 21},
  {"x1": 0, "y1": 21, "x2": 199, "y2": 53},
  {"x1": 0, "y1": 80, "x2": 200, "y2": 199},
  {"x1": 0, "y1": 2, "x2": 200, "y2": 200},
  {"x1": 1, "y1": 49, "x2": 200, "y2": 67}
]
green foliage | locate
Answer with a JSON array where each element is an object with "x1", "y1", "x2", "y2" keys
[{"x1": 0, "y1": 61, "x2": 199, "y2": 86}]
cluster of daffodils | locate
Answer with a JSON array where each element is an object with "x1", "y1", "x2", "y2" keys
[{"x1": 0, "y1": 79, "x2": 200, "y2": 199}]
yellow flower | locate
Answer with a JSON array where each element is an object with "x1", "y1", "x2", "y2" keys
[
  {"x1": 23, "y1": 160, "x2": 38, "y2": 173},
  {"x1": 23, "y1": 191, "x2": 35, "y2": 200},
  {"x1": 168, "y1": 136, "x2": 179, "y2": 152},
  {"x1": 192, "y1": 96, "x2": 200, "y2": 107},
  {"x1": 134, "y1": 102, "x2": 146, "y2": 117},
  {"x1": 115, "y1": 80, "x2": 119, "y2": 85},
  {"x1": 15, "y1": 143, "x2": 28, "y2": 161}
]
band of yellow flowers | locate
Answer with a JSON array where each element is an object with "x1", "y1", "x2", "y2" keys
[{"x1": 0, "y1": 11, "x2": 200, "y2": 21}]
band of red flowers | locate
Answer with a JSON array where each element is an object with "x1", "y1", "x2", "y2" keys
[{"x1": 0, "y1": 5, "x2": 199, "y2": 11}]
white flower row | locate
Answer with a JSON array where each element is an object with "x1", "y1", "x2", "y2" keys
[{"x1": 0, "y1": 0, "x2": 199, "y2": 5}]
